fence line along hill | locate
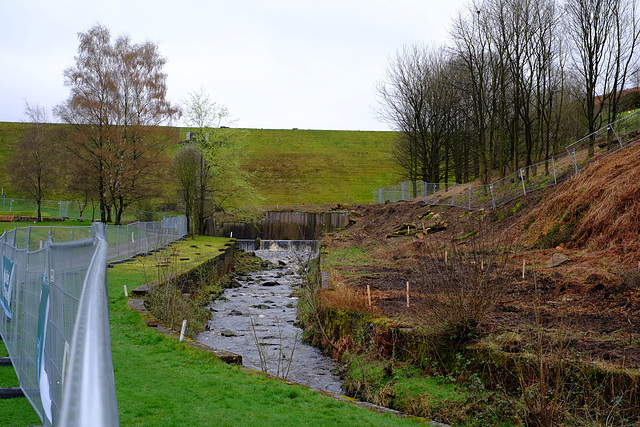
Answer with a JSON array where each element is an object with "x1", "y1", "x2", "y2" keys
[{"x1": 502, "y1": 136, "x2": 640, "y2": 267}]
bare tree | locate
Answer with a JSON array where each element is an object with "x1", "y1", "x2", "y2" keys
[
  {"x1": 376, "y1": 44, "x2": 460, "y2": 188},
  {"x1": 55, "y1": 25, "x2": 179, "y2": 224},
  {"x1": 376, "y1": 43, "x2": 430, "y2": 187},
  {"x1": 451, "y1": 2, "x2": 496, "y2": 184},
  {"x1": 173, "y1": 144, "x2": 202, "y2": 237},
  {"x1": 565, "y1": 0, "x2": 619, "y2": 156},
  {"x1": 10, "y1": 102, "x2": 59, "y2": 221},
  {"x1": 605, "y1": 0, "x2": 640, "y2": 143}
]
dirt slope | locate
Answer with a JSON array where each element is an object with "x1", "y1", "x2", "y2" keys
[{"x1": 323, "y1": 141, "x2": 640, "y2": 370}]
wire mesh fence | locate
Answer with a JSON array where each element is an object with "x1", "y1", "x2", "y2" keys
[
  {"x1": 0, "y1": 215, "x2": 187, "y2": 426},
  {"x1": 374, "y1": 111, "x2": 640, "y2": 209},
  {"x1": 0, "y1": 198, "x2": 178, "y2": 224}
]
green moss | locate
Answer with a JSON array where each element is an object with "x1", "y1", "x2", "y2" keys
[
  {"x1": 533, "y1": 222, "x2": 575, "y2": 249},
  {"x1": 510, "y1": 202, "x2": 524, "y2": 216},
  {"x1": 453, "y1": 229, "x2": 478, "y2": 241}
]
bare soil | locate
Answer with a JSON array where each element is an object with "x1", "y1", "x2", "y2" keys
[{"x1": 322, "y1": 141, "x2": 640, "y2": 372}]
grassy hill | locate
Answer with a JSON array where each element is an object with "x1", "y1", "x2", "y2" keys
[
  {"x1": 0, "y1": 122, "x2": 27, "y2": 194},
  {"x1": 181, "y1": 127, "x2": 401, "y2": 207},
  {"x1": 0, "y1": 122, "x2": 400, "y2": 208}
]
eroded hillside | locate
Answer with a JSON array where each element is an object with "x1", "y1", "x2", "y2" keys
[{"x1": 322, "y1": 140, "x2": 640, "y2": 371}]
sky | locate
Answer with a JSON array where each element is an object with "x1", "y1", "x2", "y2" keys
[{"x1": 0, "y1": 0, "x2": 469, "y2": 131}]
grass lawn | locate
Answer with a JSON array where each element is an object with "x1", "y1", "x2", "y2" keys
[{"x1": 1, "y1": 236, "x2": 424, "y2": 426}]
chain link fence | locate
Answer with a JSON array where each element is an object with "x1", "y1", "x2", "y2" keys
[
  {"x1": 0, "y1": 215, "x2": 187, "y2": 426},
  {"x1": 374, "y1": 111, "x2": 640, "y2": 208}
]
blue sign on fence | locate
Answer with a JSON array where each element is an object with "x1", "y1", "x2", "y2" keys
[
  {"x1": 0, "y1": 255, "x2": 14, "y2": 318},
  {"x1": 37, "y1": 271, "x2": 53, "y2": 423}
]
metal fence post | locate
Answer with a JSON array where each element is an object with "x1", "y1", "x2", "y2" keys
[
  {"x1": 401, "y1": 182, "x2": 406, "y2": 201},
  {"x1": 489, "y1": 184, "x2": 496, "y2": 210},
  {"x1": 116, "y1": 225, "x2": 120, "y2": 260},
  {"x1": 609, "y1": 124, "x2": 623, "y2": 149},
  {"x1": 468, "y1": 186, "x2": 472, "y2": 210},
  {"x1": 552, "y1": 156, "x2": 557, "y2": 185},
  {"x1": 520, "y1": 169, "x2": 527, "y2": 195},
  {"x1": 568, "y1": 147, "x2": 578, "y2": 175},
  {"x1": 450, "y1": 183, "x2": 455, "y2": 206}
]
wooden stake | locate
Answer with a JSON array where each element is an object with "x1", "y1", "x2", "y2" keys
[
  {"x1": 445, "y1": 250, "x2": 448, "y2": 264},
  {"x1": 522, "y1": 259, "x2": 526, "y2": 279},
  {"x1": 481, "y1": 259, "x2": 484, "y2": 270},
  {"x1": 406, "y1": 282, "x2": 410, "y2": 308},
  {"x1": 367, "y1": 285, "x2": 372, "y2": 308}
]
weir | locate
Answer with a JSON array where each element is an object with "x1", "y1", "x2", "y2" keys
[
  {"x1": 208, "y1": 210, "x2": 349, "y2": 240},
  {"x1": 235, "y1": 239, "x2": 319, "y2": 253}
]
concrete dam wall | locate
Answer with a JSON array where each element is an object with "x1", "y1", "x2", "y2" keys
[{"x1": 209, "y1": 211, "x2": 350, "y2": 240}]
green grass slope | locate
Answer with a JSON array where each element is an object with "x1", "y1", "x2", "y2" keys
[
  {"x1": 0, "y1": 122, "x2": 26, "y2": 192},
  {"x1": 0, "y1": 122, "x2": 400, "y2": 208},
  {"x1": 237, "y1": 128, "x2": 401, "y2": 206}
]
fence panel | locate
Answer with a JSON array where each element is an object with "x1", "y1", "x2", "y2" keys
[
  {"x1": 0, "y1": 225, "x2": 105, "y2": 426},
  {"x1": 0, "y1": 216, "x2": 187, "y2": 426},
  {"x1": 491, "y1": 172, "x2": 524, "y2": 208}
]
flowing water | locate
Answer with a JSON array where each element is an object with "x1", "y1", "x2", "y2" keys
[{"x1": 195, "y1": 241, "x2": 344, "y2": 395}]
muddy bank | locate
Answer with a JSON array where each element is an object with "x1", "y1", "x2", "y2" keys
[{"x1": 303, "y1": 259, "x2": 640, "y2": 424}]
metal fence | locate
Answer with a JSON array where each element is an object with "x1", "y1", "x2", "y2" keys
[
  {"x1": 374, "y1": 111, "x2": 640, "y2": 208},
  {"x1": 0, "y1": 215, "x2": 187, "y2": 426},
  {"x1": 104, "y1": 216, "x2": 188, "y2": 263},
  {"x1": 0, "y1": 198, "x2": 177, "y2": 224}
]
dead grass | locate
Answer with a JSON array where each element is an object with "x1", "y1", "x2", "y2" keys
[
  {"x1": 510, "y1": 141, "x2": 640, "y2": 267},
  {"x1": 318, "y1": 270, "x2": 381, "y2": 315}
]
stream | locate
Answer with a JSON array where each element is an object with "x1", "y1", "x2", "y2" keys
[{"x1": 195, "y1": 240, "x2": 344, "y2": 395}]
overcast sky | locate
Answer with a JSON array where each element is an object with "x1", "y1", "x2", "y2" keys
[{"x1": 1, "y1": 0, "x2": 468, "y2": 131}]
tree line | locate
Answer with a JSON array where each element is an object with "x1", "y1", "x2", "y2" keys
[
  {"x1": 12, "y1": 25, "x2": 255, "y2": 228},
  {"x1": 376, "y1": 0, "x2": 640, "y2": 187}
]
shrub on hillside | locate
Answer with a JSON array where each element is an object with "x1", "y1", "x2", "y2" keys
[{"x1": 412, "y1": 235, "x2": 512, "y2": 344}]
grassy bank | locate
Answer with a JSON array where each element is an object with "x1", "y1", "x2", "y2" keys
[{"x1": 1, "y1": 235, "x2": 424, "y2": 426}]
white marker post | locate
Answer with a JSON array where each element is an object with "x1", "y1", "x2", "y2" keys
[
  {"x1": 124, "y1": 285, "x2": 128, "y2": 297},
  {"x1": 179, "y1": 319, "x2": 187, "y2": 342},
  {"x1": 406, "y1": 282, "x2": 410, "y2": 308}
]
